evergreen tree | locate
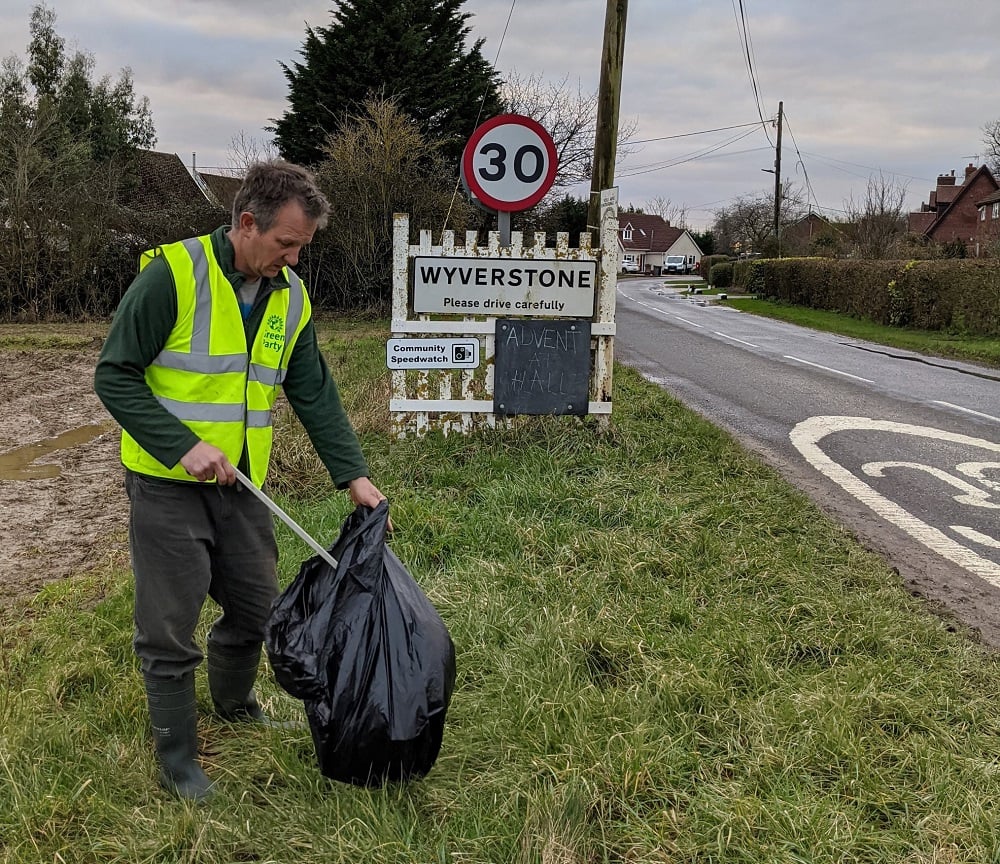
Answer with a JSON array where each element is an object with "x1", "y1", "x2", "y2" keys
[
  {"x1": 536, "y1": 194, "x2": 589, "y2": 241},
  {"x1": 26, "y1": 4, "x2": 63, "y2": 98},
  {"x1": 2, "y1": 4, "x2": 154, "y2": 168},
  {"x1": 691, "y1": 229, "x2": 715, "y2": 255},
  {"x1": 273, "y1": 0, "x2": 502, "y2": 169}
]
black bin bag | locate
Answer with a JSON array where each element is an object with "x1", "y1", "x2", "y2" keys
[{"x1": 265, "y1": 501, "x2": 456, "y2": 786}]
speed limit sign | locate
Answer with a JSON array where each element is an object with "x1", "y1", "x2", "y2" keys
[{"x1": 461, "y1": 114, "x2": 558, "y2": 212}]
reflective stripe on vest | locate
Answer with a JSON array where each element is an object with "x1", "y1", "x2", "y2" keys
[{"x1": 121, "y1": 235, "x2": 311, "y2": 486}]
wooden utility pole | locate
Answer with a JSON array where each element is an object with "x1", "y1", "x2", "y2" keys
[
  {"x1": 587, "y1": 0, "x2": 628, "y2": 236},
  {"x1": 773, "y1": 101, "x2": 783, "y2": 250}
]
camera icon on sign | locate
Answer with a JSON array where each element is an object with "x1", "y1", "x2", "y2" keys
[{"x1": 452, "y1": 344, "x2": 472, "y2": 362}]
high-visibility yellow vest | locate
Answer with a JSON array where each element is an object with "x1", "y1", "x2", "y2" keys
[{"x1": 121, "y1": 235, "x2": 311, "y2": 486}]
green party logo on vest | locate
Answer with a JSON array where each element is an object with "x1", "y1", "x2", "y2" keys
[{"x1": 263, "y1": 314, "x2": 285, "y2": 352}]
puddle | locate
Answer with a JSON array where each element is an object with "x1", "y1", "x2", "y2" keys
[{"x1": 0, "y1": 424, "x2": 112, "y2": 480}]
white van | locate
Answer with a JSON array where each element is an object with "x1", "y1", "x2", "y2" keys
[{"x1": 664, "y1": 255, "x2": 689, "y2": 274}]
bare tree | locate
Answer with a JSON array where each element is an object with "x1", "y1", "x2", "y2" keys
[
  {"x1": 226, "y1": 130, "x2": 278, "y2": 175},
  {"x1": 645, "y1": 195, "x2": 687, "y2": 228},
  {"x1": 501, "y1": 70, "x2": 637, "y2": 189},
  {"x1": 843, "y1": 172, "x2": 907, "y2": 259},
  {"x1": 0, "y1": 99, "x2": 121, "y2": 317},
  {"x1": 712, "y1": 180, "x2": 806, "y2": 255},
  {"x1": 0, "y1": 4, "x2": 155, "y2": 319},
  {"x1": 310, "y1": 96, "x2": 475, "y2": 310},
  {"x1": 983, "y1": 119, "x2": 1000, "y2": 176}
]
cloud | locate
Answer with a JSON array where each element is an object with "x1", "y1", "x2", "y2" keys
[{"x1": 1, "y1": 0, "x2": 999, "y2": 226}]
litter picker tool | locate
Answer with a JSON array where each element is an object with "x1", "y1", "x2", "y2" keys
[{"x1": 233, "y1": 467, "x2": 339, "y2": 571}]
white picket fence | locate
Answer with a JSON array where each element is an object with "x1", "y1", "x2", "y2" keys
[{"x1": 390, "y1": 198, "x2": 618, "y2": 438}]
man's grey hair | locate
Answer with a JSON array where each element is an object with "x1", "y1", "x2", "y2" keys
[{"x1": 231, "y1": 159, "x2": 330, "y2": 233}]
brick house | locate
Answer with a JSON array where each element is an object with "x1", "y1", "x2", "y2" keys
[
  {"x1": 975, "y1": 188, "x2": 1000, "y2": 256},
  {"x1": 618, "y1": 213, "x2": 703, "y2": 274},
  {"x1": 906, "y1": 163, "x2": 999, "y2": 255}
]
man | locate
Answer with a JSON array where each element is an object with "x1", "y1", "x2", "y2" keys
[{"x1": 94, "y1": 159, "x2": 386, "y2": 801}]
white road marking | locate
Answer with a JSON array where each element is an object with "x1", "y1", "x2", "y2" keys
[
  {"x1": 784, "y1": 355, "x2": 874, "y2": 383},
  {"x1": 713, "y1": 331, "x2": 760, "y2": 348},
  {"x1": 620, "y1": 290, "x2": 707, "y2": 330},
  {"x1": 621, "y1": 291, "x2": 705, "y2": 330},
  {"x1": 861, "y1": 461, "x2": 1000, "y2": 508},
  {"x1": 955, "y1": 462, "x2": 1000, "y2": 492},
  {"x1": 672, "y1": 314, "x2": 704, "y2": 328},
  {"x1": 790, "y1": 416, "x2": 1000, "y2": 583},
  {"x1": 934, "y1": 401, "x2": 1000, "y2": 423},
  {"x1": 952, "y1": 526, "x2": 1000, "y2": 550}
]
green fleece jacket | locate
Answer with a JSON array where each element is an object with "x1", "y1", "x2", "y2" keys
[{"x1": 93, "y1": 226, "x2": 368, "y2": 488}]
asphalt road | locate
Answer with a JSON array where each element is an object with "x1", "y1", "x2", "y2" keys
[{"x1": 616, "y1": 277, "x2": 1000, "y2": 646}]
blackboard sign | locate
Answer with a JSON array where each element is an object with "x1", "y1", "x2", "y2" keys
[{"x1": 493, "y1": 319, "x2": 592, "y2": 416}]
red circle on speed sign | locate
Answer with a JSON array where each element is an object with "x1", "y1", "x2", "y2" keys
[{"x1": 462, "y1": 114, "x2": 558, "y2": 212}]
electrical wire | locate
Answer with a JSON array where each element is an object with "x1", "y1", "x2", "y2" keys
[
  {"x1": 732, "y1": 0, "x2": 774, "y2": 147},
  {"x1": 799, "y1": 151, "x2": 934, "y2": 184},
  {"x1": 441, "y1": 0, "x2": 517, "y2": 233},
  {"x1": 623, "y1": 121, "x2": 765, "y2": 146},
  {"x1": 617, "y1": 126, "x2": 765, "y2": 177},
  {"x1": 473, "y1": 0, "x2": 517, "y2": 132},
  {"x1": 779, "y1": 108, "x2": 823, "y2": 215},
  {"x1": 778, "y1": 111, "x2": 928, "y2": 220},
  {"x1": 619, "y1": 145, "x2": 773, "y2": 178},
  {"x1": 621, "y1": 144, "x2": 772, "y2": 175}
]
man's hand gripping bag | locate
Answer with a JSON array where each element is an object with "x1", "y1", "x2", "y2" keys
[{"x1": 265, "y1": 502, "x2": 456, "y2": 785}]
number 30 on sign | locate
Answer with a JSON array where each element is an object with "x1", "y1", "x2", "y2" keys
[{"x1": 461, "y1": 114, "x2": 558, "y2": 212}]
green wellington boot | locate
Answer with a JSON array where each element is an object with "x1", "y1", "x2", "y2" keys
[
  {"x1": 207, "y1": 643, "x2": 302, "y2": 729},
  {"x1": 143, "y1": 673, "x2": 214, "y2": 801}
]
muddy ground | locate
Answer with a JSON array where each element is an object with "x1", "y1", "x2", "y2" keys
[{"x1": 0, "y1": 326, "x2": 129, "y2": 611}]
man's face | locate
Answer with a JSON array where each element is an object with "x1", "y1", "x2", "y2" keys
[{"x1": 237, "y1": 201, "x2": 318, "y2": 279}]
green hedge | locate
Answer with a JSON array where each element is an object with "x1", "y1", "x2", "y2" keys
[
  {"x1": 710, "y1": 262, "x2": 733, "y2": 288},
  {"x1": 701, "y1": 254, "x2": 731, "y2": 285},
  {"x1": 747, "y1": 258, "x2": 1000, "y2": 337},
  {"x1": 733, "y1": 259, "x2": 768, "y2": 294}
]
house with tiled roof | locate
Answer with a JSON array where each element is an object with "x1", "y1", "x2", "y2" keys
[
  {"x1": 114, "y1": 149, "x2": 227, "y2": 239},
  {"x1": 118, "y1": 150, "x2": 215, "y2": 213},
  {"x1": 618, "y1": 213, "x2": 704, "y2": 275},
  {"x1": 196, "y1": 171, "x2": 243, "y2": 213},
  {"x1": 907, "y1": 163, "x2": 999, "y2": 255}
]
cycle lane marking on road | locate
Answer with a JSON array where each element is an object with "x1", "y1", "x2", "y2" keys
[
  {"x1": 861, "y1": 462, "x2": 1000, "y2": 508},
  {"x1": 790, "y1": 415, "x2": 1000, "y2": 584}
]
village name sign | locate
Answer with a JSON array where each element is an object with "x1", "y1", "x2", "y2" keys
[{"x1": 412, "y1": 256, "x2": 597, "y2": 318}]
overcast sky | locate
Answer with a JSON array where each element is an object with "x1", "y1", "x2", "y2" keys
[{"x1": 3, "y1": 0, "x2": 998, "y2": 230}]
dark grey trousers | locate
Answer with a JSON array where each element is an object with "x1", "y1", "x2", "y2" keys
[{"x1": 125, "y1": 470, "x2": 279, "y2": 679}]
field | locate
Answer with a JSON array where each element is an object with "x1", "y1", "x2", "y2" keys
[
  {"x1": 0, "y1": 324, "x2": 128, "y2": 609},
  {"x1": 3, "y1": 321, "x2": 1000, "y2": 863}
]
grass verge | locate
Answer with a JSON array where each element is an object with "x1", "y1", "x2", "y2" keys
[
  {"x1": 722, "y1": 297, "x2": 1000, "y2": 368},
  {"x1": 2, "y1": 318, "x2": 1000, "y2": 863}
]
